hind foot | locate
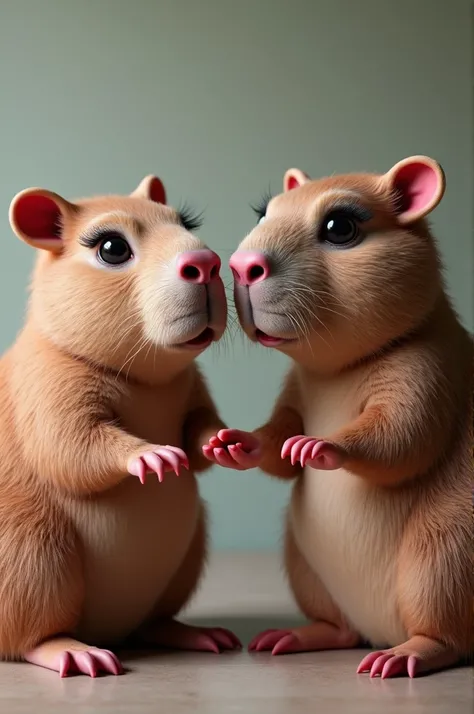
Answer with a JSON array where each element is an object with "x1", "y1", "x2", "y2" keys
[
  {"x1": 141, "y1": 618, "x2": 242, "y2": 654},
  {"x1": 357, "y1": 635, "x2": 461, "y2": 679},
  {"x1": 25, "y1": 636, "x2": 123, "y2": 677},
  {"x1": 249, "y1": 622, "x2": 359, "y2": 655}
]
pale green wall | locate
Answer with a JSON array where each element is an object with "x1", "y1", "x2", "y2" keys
[{"x1": 0, "y1": 0, "x2": 472, "y2": 550}]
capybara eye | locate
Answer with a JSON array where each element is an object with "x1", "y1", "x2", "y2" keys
[
  {"x1": 320, "y1": 211, "x2": 360, "y2": 247},
  {"x1": 98, "y1": 232, "x2": 133, "y2": 266}
]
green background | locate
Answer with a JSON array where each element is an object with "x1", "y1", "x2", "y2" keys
[{"x1": 0, "y1": 0, "x2": 472, "y2": 550}]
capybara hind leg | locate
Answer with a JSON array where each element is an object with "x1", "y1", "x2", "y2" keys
[
  {"x1": 137, "y1": 505, "x2": 241, "y2": 653},
  {"x1": 0, "y1": 501, "x2": 122, "y2": 677},
  {"x1": 249, "y1": 520, "x2": 359, "y2": 655},
  {"x1": 358, "y1": 466, "x2": 472, "y2": 679}
]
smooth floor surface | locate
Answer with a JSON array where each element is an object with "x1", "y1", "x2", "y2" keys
[{"x1": 0, "y1": 553, "x2": 472, "y2": 713}]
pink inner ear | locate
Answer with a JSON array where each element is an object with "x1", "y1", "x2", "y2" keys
[
  {"x1": 14, "y1": 195, "x2": 62, "y2": 240},
  {"x1": 393, "y1": 162, "x2": 439, "y2": 216},
  {"x1": 287, "y1": 175, "x2": 301, "y2": 191},
  {"x1": 149, "y1": 178, "x2": 166, "y2": 204}
]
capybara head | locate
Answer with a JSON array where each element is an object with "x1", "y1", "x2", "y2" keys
[
  {"x1": 230, "y1": 156, "x2": 445, "y2": 372},
  {"x1": 10, "y1": 176, "x2": 227, "y2": 377}
]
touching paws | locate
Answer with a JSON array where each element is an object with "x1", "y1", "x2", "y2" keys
[
  {"x1": 281, "y1": 436, "x2": 346, "y2": 470},
  {"x1": 202, "y1": 429, "x2": 261, "y2": 470},
  {"x1": 128, "y1": 446, "x2": 189, "y2": 483}
]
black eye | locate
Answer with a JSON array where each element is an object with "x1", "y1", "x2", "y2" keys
[
  {"x1": 98, "y1": 232, "x2": 133, "y2": 266},
  {"x1": 320, "y1": 211, "x2": 360, "y2": 247}
]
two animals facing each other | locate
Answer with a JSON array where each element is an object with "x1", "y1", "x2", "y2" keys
[{"x1": 0, "y1": 156, "x2": 471, "y2": 680}]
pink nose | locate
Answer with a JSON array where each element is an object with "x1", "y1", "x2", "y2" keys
[
  {"x1": 177, "y1": 249, "x2": 221, "y2": 284},
  {"x1": 229, "y1": 251, "x2": 270, "y2": 286}
]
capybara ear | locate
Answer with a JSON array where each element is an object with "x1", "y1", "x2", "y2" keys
[
  {"x1": 384, "y1": 156, "x2": 445, "y2": 224},
  {"x1": 131, "y1": 175, "x2": 167, "y2": 204},
  {"x1": 283, "y1": 168, "x2": 311, "y2": 192},
  {"x1": 9, "y1": 188, "x2": 75, "y2": 252}
]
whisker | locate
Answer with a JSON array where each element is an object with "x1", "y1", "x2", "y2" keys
[
  {"x1": 116, "y1": 334, "x2": 148, "y2": 382},
  {"x1": 125, "y1": 336, "x2": 150, "y2": 382}
]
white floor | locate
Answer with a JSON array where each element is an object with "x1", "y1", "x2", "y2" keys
[{"x1": 0, "y1": 552, "x2": 472, "y2": 713}]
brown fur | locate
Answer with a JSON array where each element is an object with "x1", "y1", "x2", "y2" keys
[
  {"x1": 0, "y1": 176, "x2": 227, "y2": 664},
  {"x1": 232, "y1": 157, "x2": 473, "y2": 672},
  {"x1": 254, "y1": 372, "x2": 303, "y2": 478}
]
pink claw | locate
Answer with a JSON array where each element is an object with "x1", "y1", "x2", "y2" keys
[
  {"x1": 407, "y1": 655, "x2": 419, "y2": 678},
  {"x1": 202, "y1": 429, "x2": 261, "y2": 470},
  {"x1": 259, "y1": 632, "x2": 284, "y2": 651},
  {"x1": 357, "y1": 650, "x2": 384, "y2": 674},
  {"x1": 221, "y1": 628, "x2": 243, "y2": 650},
  {"x1": 128, "y1": 457, "x2": 147, "y2": 484},
  {"x1": 59, "y1": 651, "x2": 72, "y2": 678},
  {"x1": 156, "y1": 450, "x2": 179, "y2": 476},
  {"x1": 190, "y1": 627, "x2": 242, "y2": 654},
  {"x1": 370, "y1": 653, "x2": 393, "y2": 678},
  {"x1": 358, "y1": 650, "x2": 423, "y2": 679},
  {"x1": 308, "y1": 441, "x2": 345, "y2": 470},
  {"x1": 281, "y1": 435, "x2": 306, "y2": 460},
  {"x1": 59, "y1": 648, "x2": 123, "y2": 678},
  {"x1": 300, "y1": 440, "x2": 316, "y2": 466},
  {"x1": 194, "y1": 634, "x2": 220, "y2": 654},
  {"x1": 143, "y1": 452, "x2": 165, "y2": 482},
  {"x1": 282, "y1": 436, "x2": 345, "y2": 470},
  {"x1": 91, "y1": 649, "x2": 123, "y2": 676},
  {"x1": 82, "y1": 652, "x2": 97, "y2": 678},
  {"x1": 290, "y1": 437, "x2": 313, "y2": 465},
  {"x1": 217, "y1": 428, "x2": 259, "y2": 451},
  {"x1": 248, "y1": 629, "x2": 294, "y2": 653},
  {"x1": 381, "y1": 655, "x2": 407, "y2": 679},
  {"x1": 208, "y1": 629, "x2": 233, "y2": 650},
  {"x1": 228, "y1": 444, "x2": 257, "y2": 468},
  {"x1": 271, "y1": 633, "x2": 301, "y2": 655},
  {"x1": 163, "y1": 445, "x2": 190, "y2": 470},
  {"x1": 128, "y1": 446, "x2": 188, "y2": 484},
  {"x1": 214, "y1": 447, "x2": 236, "y2": 468},
  {"x1": 281, "y1": 435, "x2": 322, "y2": 466},
  {"x1": 248, "y1": 629, "x2": 274, "y2": 651},
  {"x1": 191, "y1": 627, "x2": 242, "y2": 653}
]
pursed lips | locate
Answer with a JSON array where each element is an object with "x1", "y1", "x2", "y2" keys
[{"x1": 233, "y1": 284, "x2": 297, "y2": 346}]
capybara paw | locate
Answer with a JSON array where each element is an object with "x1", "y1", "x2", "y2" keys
[{"x1": 128, "y1": 445, "x2": 189, "y2": 483}]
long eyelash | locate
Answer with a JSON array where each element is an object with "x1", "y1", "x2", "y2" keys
[
  {"x1": 178, "y1": 202, "x2": 204, "y2": 232},
  {"x1": 328, "y1": 201, "x2": 373, "y2": 223},
  {"x1": 250, "y1": 188, "x2": 273, "y2": 220},
  {"x1": 78, "y1": 227, "x2": 104, "y2": 248}
]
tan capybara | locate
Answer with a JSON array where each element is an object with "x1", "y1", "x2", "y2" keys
[
  {"x1": 203, "y1": 156, "x2": 473, "y2": 678},
  {"x1": 0, "y1": 175, "x2": 241, "y2": 677}
]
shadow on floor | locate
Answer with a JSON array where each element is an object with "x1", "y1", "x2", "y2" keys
[
  {"x1": 187, "y1": 615, "x2": 306, "y2": 646},
  {"x1": 121, "y1": 615, "x2": 306, "y2": 663}
]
